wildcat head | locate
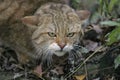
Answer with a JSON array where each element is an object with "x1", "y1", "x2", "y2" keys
[{"x1": 22, "y1": 3, "x2": 90, "y2": 63}]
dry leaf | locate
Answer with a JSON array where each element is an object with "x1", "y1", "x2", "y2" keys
[
  {"x1": 83, "y1": 40, "x2": 99, "y2": 51},
  {"x1": 74, "y1": 75, "x2": 86, "y2": 80},
  {"x1": 55, "y1": 66, "x2": 64, "y2": 74},
  {"x1": 92, "y1": 24, "x2": 102, "y2": 33},
  {"x1": 33, "y1": 64, "x2": 42, "y2": 76}
]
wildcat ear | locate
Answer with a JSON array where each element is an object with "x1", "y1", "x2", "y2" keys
[
  {"x1": 76, "y1": 10, "x2": 90, "y2": 21},
  {"x1": 22, "y1": 15, "x2": 39, "y2": 28}
]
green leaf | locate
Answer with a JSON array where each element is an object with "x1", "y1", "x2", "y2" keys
[
  {"x1": 108, "y1": 0, "x2": 118, "y2": 12},
  {"x1": 114, "y1": 55, "x2": 120, "y2": 68},
  {"x1": 100, "y1": 21, "x2": 120, "y2": 26},
  {"x1": 107, "y1": 27, "x2": 120, "y2": 45},
  {"x1": 74, "y1": 0, "x2": 81, "y2": 3}
]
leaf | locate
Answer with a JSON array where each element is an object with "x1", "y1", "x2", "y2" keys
[
  {"x1": 83, "y1": 40, "x2": 99, "y2": 52},
  {"x1": 100, "y1": 21, "x2": 120, "y2": 26},
  {"x1": 33, "y1": 65, "x2": 42, "y2": 76},
  {"x1": 90, "y1": 12, "x2": 101, "y2": 24},
  {"x1": 108, "y1": 0, "x2": 118, "y2": 12},
  {"x1": 114, "y1": 54, "x2": 120, "y2": 68},
  {"x1": 74, "y1": 75, "x2": 86, "y2": 80},
  {"x1": 107, "y1": 27, "x2": 120, "y2": 45},
  {"x1": 80, "y1": 46, "x2": 89, "y2": 53},
  {"x1": 74, "y1": 0, "x2": 80, "y2": 3}
]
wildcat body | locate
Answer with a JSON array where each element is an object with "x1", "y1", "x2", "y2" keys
[{"x1": 0, "y1": 3, "x2": 89, "y2": 65}]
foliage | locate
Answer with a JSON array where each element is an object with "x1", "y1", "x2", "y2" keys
[
  {"x1": 114, "y1": 54, "x2": 120, "y2": 68},
  {"x1": 71, "y1": 0, "x2": 120, "y2": 78},
  {"x1": 99, "y1": 0, "x2": 120, "y2": 18},
  {"x1": 100, "y1": 21, "x2": 120, "y2": 27},
  {"x1": 107, "y1": 26, "x2": 120, "y2": 45},
  {"x1": 99, "y1": 0, "x2": 120, "y2": 69},
  {"x1": 70, "y1": 0, "x2": 81, "y2": 9},
  {"x1": 100, "y1": 21, "x2": 120, "y2": 45}
]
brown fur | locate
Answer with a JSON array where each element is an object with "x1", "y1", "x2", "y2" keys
[{"x1": 0, "y1": 3, "x2": 89, "y2": 65}]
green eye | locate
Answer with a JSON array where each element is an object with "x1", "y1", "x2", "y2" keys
[
  {"x1": 48, "y1": 32, "x2": 56, "y2": 37},
  {"x1": 67, "y1": 32, "x2": 75, "y2": 37}
]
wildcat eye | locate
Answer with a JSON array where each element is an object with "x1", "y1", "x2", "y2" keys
[
  {"x1": 48, "y1": 32, "x2": 56, "y2": 37},
  {"x1": 66, "y1": 32, "x2": 75, "y2": 37}
]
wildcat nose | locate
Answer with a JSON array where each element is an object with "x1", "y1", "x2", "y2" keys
[{"x1": 58, "y1": 43, "x2": 66, "y2": 50}]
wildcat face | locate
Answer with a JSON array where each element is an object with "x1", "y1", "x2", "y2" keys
[{"x1": 22, "y1": 3, "x2": 89, "y2": 63}]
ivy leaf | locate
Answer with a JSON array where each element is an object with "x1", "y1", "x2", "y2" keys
[
  {"x1": 107, "y1": 27, "x2": 120, "y2": 45},
  {"x1": 114, "y1": 54, "x2": 120, "y2": 68},
  {"x1": 100, "y1": 21, "x2": 120, "y2": 26}
]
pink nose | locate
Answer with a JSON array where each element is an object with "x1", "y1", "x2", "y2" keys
[{"x1": 58, "y1": 43, "x2": 66, "y2": 49}]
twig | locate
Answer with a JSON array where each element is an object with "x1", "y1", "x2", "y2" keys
[
  {"x1": 84, "y1": 62, "x2": 88, "y2": 80},
  {"x1": 64, "y1": 46, "x2": 104, "y2": 79}
]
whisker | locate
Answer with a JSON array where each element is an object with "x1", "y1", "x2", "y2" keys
[
  {"x1": 72, "y1": 49, "x2": 80, "y2": 59},
  {"x1": 47, "y1": 53, "x2": 53, "y2": 66}
]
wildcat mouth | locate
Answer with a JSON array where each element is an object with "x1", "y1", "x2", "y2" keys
[
  {"x1": 54, "y1": 51, "x2": 67, "y2": 57},
  {"x1": 55, "y1": 49, "x2": 63, "y2": 52}
]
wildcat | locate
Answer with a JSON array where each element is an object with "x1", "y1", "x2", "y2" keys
[{"x1": 0, "y1": 2, "x2": 90, "y2": 75}]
